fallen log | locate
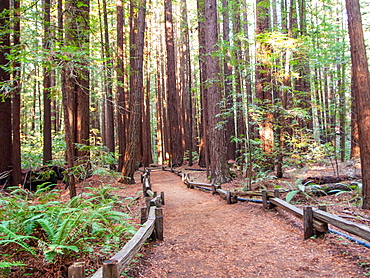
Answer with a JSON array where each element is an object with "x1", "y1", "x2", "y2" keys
[{"x1": 303, "y1": 175, "x2": 361, "y2": 185}]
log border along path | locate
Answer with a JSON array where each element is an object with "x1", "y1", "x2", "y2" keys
[{"x1": 133, "y1": 169, "x2": 368, "y2": 277}]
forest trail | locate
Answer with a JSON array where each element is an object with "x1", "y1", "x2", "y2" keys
[{"x1": 131, "y1": 170, "x2": 367, "y2": 277}]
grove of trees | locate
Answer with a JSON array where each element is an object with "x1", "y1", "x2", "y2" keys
[{"x1": 1, "y1": 0, "x2": 370, "y2": 206}]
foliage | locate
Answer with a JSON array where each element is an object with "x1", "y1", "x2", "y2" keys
[
  {"x1": 183, "y1": 150, "x2": 199, "y2": 162},
  {"x1": 0, "y1": 185, "x2": 136, "y2": 267},
  {"x1": 285, "y1": 179, "x2": 323, "y2": 203}
]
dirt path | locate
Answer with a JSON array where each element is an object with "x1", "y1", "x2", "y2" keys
[{"x1": 131, "y1": 170, "x2": 369, "y2": 277}]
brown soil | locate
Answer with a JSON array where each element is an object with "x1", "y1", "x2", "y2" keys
[
  {"x1": 127, "y1": 168, "x2": 370, "y2": 278},
  {"x1": 2, "y1": 161, "x2": 370, "y2": 277}
]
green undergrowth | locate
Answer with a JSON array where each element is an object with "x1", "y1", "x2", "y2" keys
[{"x1": 0, "y1": 185, "x2": 137, "y2": 276}]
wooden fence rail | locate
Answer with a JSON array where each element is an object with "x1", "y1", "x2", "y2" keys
[
  {"x1": 164, "y1": 167, "x2": 370, "y2": 246},
  {"x1": 68, "y1": 169, "x2": 164, "y2": 278}
]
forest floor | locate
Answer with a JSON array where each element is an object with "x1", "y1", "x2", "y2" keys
[
  {"x1": 121, "y1": 160, "x2": 370, "y2": 278},
  {"x1": 3, "y1": 160, "x2": 370, "y2": 277}
]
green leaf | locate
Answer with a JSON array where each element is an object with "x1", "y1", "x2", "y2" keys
[{"x1": 286, "y1": 190, "x2": 300, "y2": 203}]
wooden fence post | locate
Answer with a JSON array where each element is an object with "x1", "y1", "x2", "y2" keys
[
  {"x1": 211, "y1": 184, "x2": 217, "y2": 195},
  {"x1": 161, "y1": 191, "x2": 165, "y2": 205},
  {"x1": 155, "y1": 207, "x2": 164, "y2": 241},
  {"x1": 227, "y1": 190, "x2": 232, "y2": 204},
  {"x1": 142, "y1": 182, "x2": 147, "y2": 197},
  {"x1": 68, "y1": 262, "x2": 85, "y2": 278},
  {"x1": 317, "y1": 205, "x2": 329, "y2": 234},
  {"x1": 102, "y1": 259, "x2": 119, "y2": 278},
  {"x1": 303, "y1": 206, "x2": 314, "y2": 240},
  {"x1": 262, "y1": 190, "x2": 268, "y2": 210},
  {"x1": 141, "y1": 207, "x2": 148, "y2": 224},
  {"x1": 145, "y1": 197, "x2": 151, "y2": 215}
]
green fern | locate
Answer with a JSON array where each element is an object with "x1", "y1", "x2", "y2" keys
[{"x1": 0, "y1": 224, "x2": 37, "y2": 255}]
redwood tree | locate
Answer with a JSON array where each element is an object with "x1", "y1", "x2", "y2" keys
[
  {"x1": 164, "y1": 0, "x2": 183, "y2": 167},
  {"x1": 204, "y1": 0, "x2": 231, "y2": 184},
  {"x1": 62, "y1": 0, "x2": 90, "y2": 197},
  {"x1": 346, "y1": 0, "x2": 370, "y2": 209},
  {"x1": 43, "y1": 0, "x2": 52, "y2": 164},
  {"x1": 11, "y1": 0, "x2": 22, "y2": 186},
  {"x1": 0, "y1": 0, "x2": 12, "y2": 175},
  {"x1": 120, "y1": 0, "x2": 146, "y2": 183},
  {"x1": 116, "y1": 0, "x2": 127, "y2": 172}
]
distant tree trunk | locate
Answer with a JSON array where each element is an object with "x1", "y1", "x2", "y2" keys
[
  {"x1": 346, "y1": 0, "x2": 370, "y2": 209},
  {"x1": 11, "y1": 0, "x2": 22, "y2": 186},
  {"x1": 232, "y1": 0, "x2": 246, "y2": 159},
  {"x1": 43, "y1": 0, "x2": 52, "y2": 164},
  {"x1": 338, "y1": 63, "x2": 346, "y2": 162},
  {"x1": 156, "y1": 47, "x2": 165, "y2": 164},
  {"x1": 296, "y1": 0, "x2": 311, "y2": 130},
  {"x1": 255, "y1": 0, "x2": 274, "y2": 171},
  {"x1": 0, "y1": 0, "x2": 12, "y2": 175},
  {"x1": 103, "y1": 0, "x2": 115, "y2": 154},
  {"x1": 116, "y1": 0, "x2": 127, "y2": 171},
  {"x1": 180, "y1": 0, "x2": 193, "y2": 166},
  {"x1": 165, "y1": 0, "x2": 183, "y2": 167},
  {"x1": 350, "y1": 81, "x2": 360, "y2": 157},
  {"x1": 204, "y1": 0, "x2": 231, "y2": 184},
  {"x1": 142, "y1": 54, "x2": 153, "y2": 167},
  {"x1": 222, "y1": 0, "x2": 236, "y2": 161},
  {"x1": 120, "y1": 0, "x2": 146, "y2": 183},
  {"x1": 63, "y1": 0, "x2": 90, "y2": 198},
  {"x1": 197, "y1": 0, "x2": 209, "y2": 171}
]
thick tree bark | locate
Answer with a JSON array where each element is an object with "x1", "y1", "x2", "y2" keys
[
  {"x1": 11, "y1": 0, "x2": 22, "y2": 186},
  {"x1": 164, "y1": 0, "x2": 183, "y2": 167},
  {"x1": 0, "y1": 0, "x2": 12, "y2": 175},
  {"x1": 346, "y1": 0, "x2": 370, "y2": 209},
  {"x1": 43, "y1": 0, "x2": 52, "y2": 164},
  {"x1": 120, "y1": 0, "x2": 146, "y2": 183},
  {"x1": 63, "y1": 0, "x2": 90, "y2": 197},
  {"x1": 204, "y1": 0, "x2": 231, "y2": 184},
  {"x1": 116, "y1": 0, "x2": 127, "y2": 171}
]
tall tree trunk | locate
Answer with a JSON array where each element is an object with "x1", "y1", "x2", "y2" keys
[
  {"x1": 156, "y1": 46, "x2": 165, "y2": 164},
  {"x1": 11, "y1": 0, "x2": 22, "y2": 186},
  {"x1": 346, "y1": 0, "x2": 370, "y2": 209},
  {"x1": 63, "y1": 0, "x2": 90, "y2": 197},
  {"x1": 43, "y1": 0, "x2": 52, "y2": 164},
  {"x1": 204, "y1": 0, "x2": 231, "y2": 184},
  {"x1": 232, "y1": 0, "x2": 246, "y2": 159},
  {"x1": 164, "y1": 0, "x2": 183, "y2": 167},
  {"x1": 142, "y1": 50, "x2": 153, "y2": 167},
  {"x1": 350, "y1": 78, "x2": 360, "y2": 157},
  {"x1": 222, "y1": 0, "x2": 236, "y2": 161},
  {"x1": 180, "y1": 0, "x2": 193, "y2": 166},
  {"x1": 0, "y1": 0, "x2": 12, "y2": 175},
  {"x1": 197, "y1": 0, "x2": 209, "y2": 171},
  {"x1": 103, "y1": 0, "x2": 115, "y2": 154},
  {"x1": 255, "y1": 0, "x2": 274, "y2": 171},
  {"x1": 116, "y1": 0, "x2": 127, "y2": 171},
  {"x1": 120, "y1": 0, "x2": 146, "y2": 183}
]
